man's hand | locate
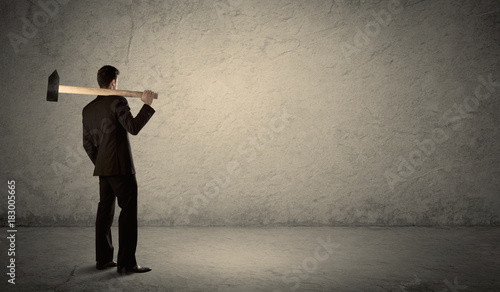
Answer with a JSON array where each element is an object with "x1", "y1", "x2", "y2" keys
[{"x1": 141, "y1": 90, "x2": 155, "y2": 106}]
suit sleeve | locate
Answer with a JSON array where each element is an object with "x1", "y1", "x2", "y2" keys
[
  {"x1": 115, "y1": 97, "x2": 155, "y2": 135},
  {"x1": 82, "y1": 125, "x2": 97, "y2": 165}
]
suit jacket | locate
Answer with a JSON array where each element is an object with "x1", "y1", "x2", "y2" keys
[{"x1": 82, "y1": 95, "x2": 155, "y2": 176}]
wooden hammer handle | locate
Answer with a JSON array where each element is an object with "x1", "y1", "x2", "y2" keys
[{"x1": 59, "y1": 85, "x2": 158, "y2": 99}]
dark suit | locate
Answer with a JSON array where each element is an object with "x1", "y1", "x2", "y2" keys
[{"x1": 82, "y1": 95, "x2": 155, "y2": 268}]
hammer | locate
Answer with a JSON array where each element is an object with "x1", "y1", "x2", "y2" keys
[{"x1": 46, "y1": 70, "x2": 158, "y2": 102}]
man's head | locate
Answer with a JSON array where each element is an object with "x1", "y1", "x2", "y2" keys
[{"x1": 97, "y1": 65, "x2": 120, "y2": 89}]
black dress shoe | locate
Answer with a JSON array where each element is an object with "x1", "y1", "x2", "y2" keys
[
  {"x1": 117, "y1": 265, "x2": 151, "y2": 275},
  {"x1": 96, "y1": 261, "x2": 117, "y2": 270}
]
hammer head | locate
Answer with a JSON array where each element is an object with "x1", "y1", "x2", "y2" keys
[{"x1": 46, "y1": 70, "x2": 59, "y2": 102}]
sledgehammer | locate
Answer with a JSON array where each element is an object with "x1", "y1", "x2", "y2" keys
[{"x1": 46, "y1": 70, "x2": 158, "y2": 102}]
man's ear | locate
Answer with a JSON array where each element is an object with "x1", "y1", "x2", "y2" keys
[{"x1": 110, "y1": 79, "x2": 116, "y2": 89}]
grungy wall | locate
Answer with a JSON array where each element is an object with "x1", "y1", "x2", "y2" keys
[{"x1": 0, "y1": 0, "x2": 499, "y2": 226}]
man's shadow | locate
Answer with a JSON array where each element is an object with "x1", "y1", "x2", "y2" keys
[{"x1": 59, "y1": 265, "x2": 131, "y2": 291}]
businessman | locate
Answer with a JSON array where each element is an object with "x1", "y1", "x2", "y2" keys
[{"x1": 82, "y1": 65, "x2": 155, "y2": 275}]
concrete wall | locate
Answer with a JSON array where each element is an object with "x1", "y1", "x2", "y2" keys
[{"x1": 1, "y1": 0, "x2": 499, "y2": 226}]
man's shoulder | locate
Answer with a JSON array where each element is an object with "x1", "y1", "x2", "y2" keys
[
  {"x1": 82, "y1": 95, "x2": 126, "y2": 112},
  {"x1": 82, "y1": 97, "x2": 99, "y2": 114},
  {"x1": 103, "y1": 95, "x2": 128, "y2": 106}
]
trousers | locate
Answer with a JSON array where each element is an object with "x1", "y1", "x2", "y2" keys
[{"x1": 95, "y1": 174, "x2": 138, "y2": 268}]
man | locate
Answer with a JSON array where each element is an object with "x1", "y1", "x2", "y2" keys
[{"x1": 82, "y1": 65, "x2": 155, "y2": 275}]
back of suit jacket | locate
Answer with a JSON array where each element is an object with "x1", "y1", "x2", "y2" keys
[{"x1": 82, "y1": 95, "x2": 155, "y2": 176}]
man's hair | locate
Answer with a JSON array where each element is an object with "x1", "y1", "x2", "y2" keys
[{"x1": 97, "y1": 65, "x2": 120, "y2": 88}]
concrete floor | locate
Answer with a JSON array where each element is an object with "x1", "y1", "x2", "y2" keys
[{"x1": 1, "y1": 227, "x2": 499, "y2": 291}]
